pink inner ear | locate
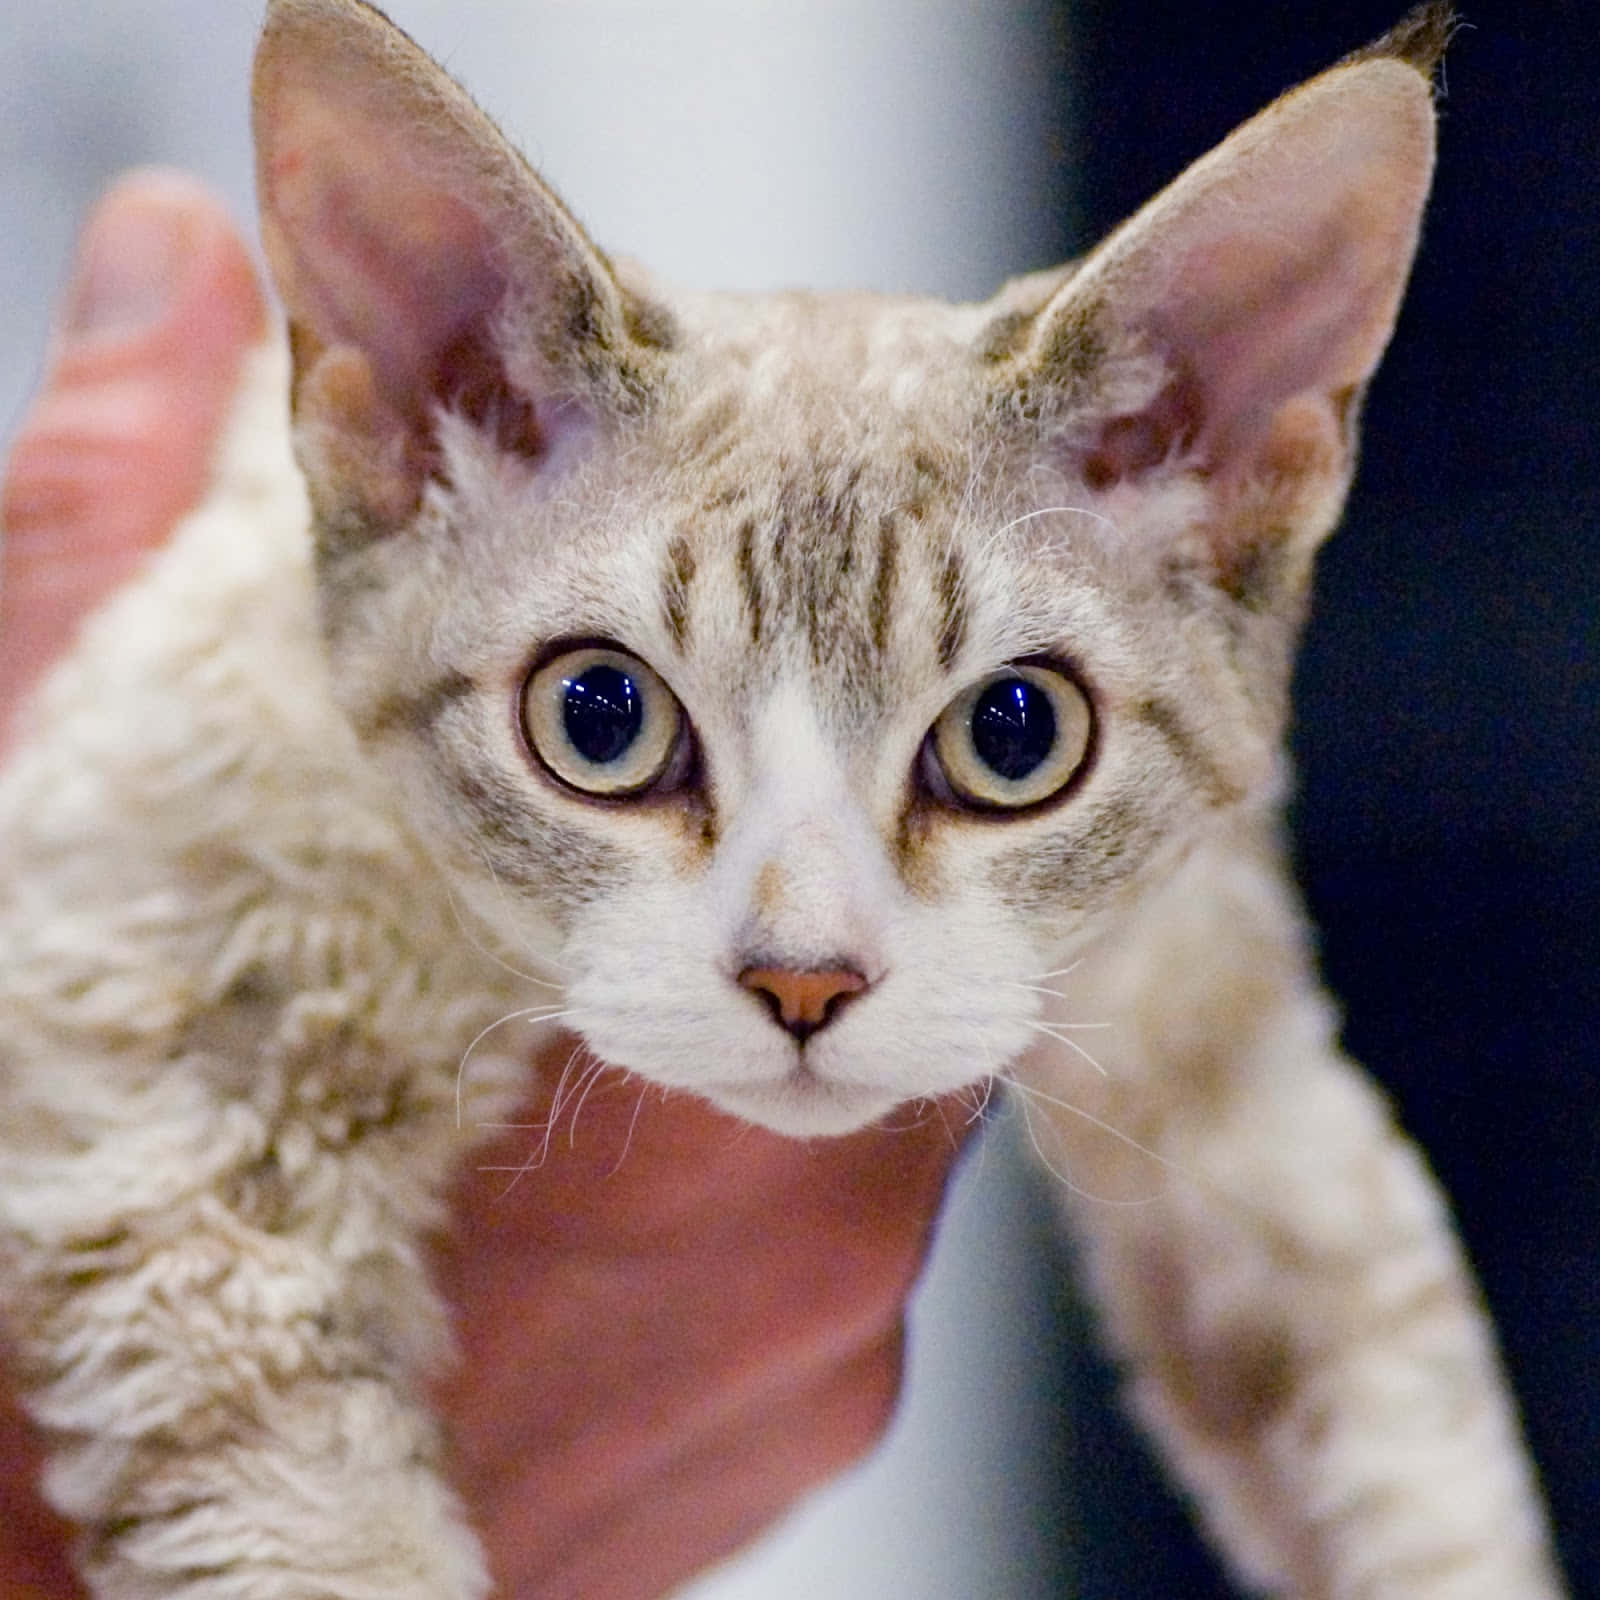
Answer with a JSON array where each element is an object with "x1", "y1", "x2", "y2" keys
[
  {"x1": 1059, "y1": 62, "x2": 1434, "y2": 494},
  {"x1": 263, "y1": 92, "x2": 514, "y2": 422},
  {"x1": 1076, "y1": 221, "x2": 1411, "y2": 492},
  {"x1": 1081, "y1": 375, "x2": 1205, "y2": 490},
  {"x1": 253, "y1": 0, "x2": 630, "y2": 533},
  {"x1": 1168, "y1": 226, "x2": 1384, "y2": 465}
]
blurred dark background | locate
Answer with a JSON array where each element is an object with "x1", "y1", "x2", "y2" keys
[{"x1": 1048, "y1": 3, "x2": 1598, "y2": 1595}]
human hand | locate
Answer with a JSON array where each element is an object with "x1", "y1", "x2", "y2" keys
[{"x1": 0, "y1": 173, "x2": 971, "y2": 1600}]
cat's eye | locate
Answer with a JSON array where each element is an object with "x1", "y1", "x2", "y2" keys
[
  {"x1": 522, "y1": 646, "x2": 686, "y2": 797},
  {"x1": 926, "y1": 663, "x2": 1093, "y2": 811}
]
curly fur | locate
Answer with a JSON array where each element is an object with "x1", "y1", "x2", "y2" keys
[{"x1": 0, "y1": 4, "x2": 1562, "y2": 1596}]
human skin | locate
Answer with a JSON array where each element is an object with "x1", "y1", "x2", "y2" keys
[{"x1": 0, "y1": 171, "x2": 970, "y2": 1600}]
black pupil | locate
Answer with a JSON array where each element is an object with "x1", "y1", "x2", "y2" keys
[
  {"x1": 562, "y1": 664, "x2": 644, "y2": 765},
  {"x1": 970, "y1": 676, "x2": 1056, "y2": 782}
]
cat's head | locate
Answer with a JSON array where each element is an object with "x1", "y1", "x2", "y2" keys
[{"x1": 253, "y1": 0, "x2": 1442, "y2": 1135}]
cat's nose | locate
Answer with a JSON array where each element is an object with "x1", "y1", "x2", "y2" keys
[{"x1": 738, "y1": 965, "x2": 868, "y2": 1043}]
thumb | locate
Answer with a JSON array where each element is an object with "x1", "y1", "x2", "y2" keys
[{"x1": 0, "y1": 169, "x2": 267, "y2": 755}]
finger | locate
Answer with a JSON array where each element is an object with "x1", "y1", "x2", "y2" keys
[{"x1": 0, "y1": 169, "x2": 267, "y2": 755}]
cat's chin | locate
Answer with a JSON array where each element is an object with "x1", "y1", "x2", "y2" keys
[{"x1": 697, "y1": 1074, "x2": 910, "y2": 1139}]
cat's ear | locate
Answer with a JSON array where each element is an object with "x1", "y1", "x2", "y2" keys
[
  {"x1": 1009, "y1": 21, "x2": 1441, "y2": 594},
  {"x1": 253, "y1": 0, "x2": 664, "y2": 538}
]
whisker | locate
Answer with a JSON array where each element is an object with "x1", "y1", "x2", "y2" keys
[
  {"x1": 565, "y1": 1055, "x2": 617, "y2": 1146},
  {"x1": 1008, "y1": 1084, "x2": 1077, "y2": 1192},
  {"x1": 473, "y1": 848, "x2": 577, "y2": 978},
  {"x1": 1002, "y1": 1080, "x2": 1169, "y2": 1208},
  {"x1": 929, "y1": 1096, "x2": 962, "y2": 1149},
  {"x1": 1026, "y1": 1020, "x2": 1111, "y2": 1076},
  {"x1": 1002, "y1": 1075, "x2": 1186, "y2": 1189},
  {"x1": 1006, "y1": 984, "x2": 1113, "y2": 1020},
  {"x1": 930, "y1": 1025, "x2": 1004, "y2": 1197},
  {"x1": 992, "y1": 504, "x2": 1121, "y2": 540},
  {"x1": 604, "y1": 1080, "x2": 653, "y2": 1177},
  {"x1": 1022, "y1": 961, "x2": 1085, "y2": 984},
  {"x1": 444, "y1": 878, "x2": 560, "y2": 991},
  {"x1": 480, "y1": 1038, "x2": 588, "y2": 1197},
  {"x1": 960, "y1": 1073, "x2": 998, "y2": 1127},
  {"x1": 1005, "y1": 980, "x2": 1071, "y2": 1001},
  {"x1": 879, "y1": 1097, "x2": 936, "y2": 1134},
  {"x1": 455, "y1": 1004, "x2": 576, "y2": 1128},
  {"x1": 535, "y1": 1044, "x2": 599, "y2": 1166}
]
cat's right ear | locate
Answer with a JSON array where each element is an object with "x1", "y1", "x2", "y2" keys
[{"x1": 253, "y1": 0, "x2": 664, "y2": 539}]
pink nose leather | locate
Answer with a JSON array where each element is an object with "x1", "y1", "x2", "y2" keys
[{"x1": 738, "y1": 966, "x2": 867, "y2": 1041}]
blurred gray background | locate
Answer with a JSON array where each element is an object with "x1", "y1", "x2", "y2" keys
[{"x1": 1, "y1": 1, "x2": 1074, "y2": 435}]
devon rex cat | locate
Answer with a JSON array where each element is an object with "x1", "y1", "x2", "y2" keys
[{"x1": 0, "y1": 2, "x2": 1564, "y2": 1596}]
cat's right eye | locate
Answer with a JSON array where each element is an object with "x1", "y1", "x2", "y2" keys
[{"x1": 521, "y1": 645, "x2": 687, "y2": 798}]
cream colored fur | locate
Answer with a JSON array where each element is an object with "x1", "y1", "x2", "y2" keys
[
  {"x1": 0, "y1": 2, "x2": 1565, "y2": 1596},
  {"x1": 0, "y1": 338, "x2": 525, "y2": 1598}
]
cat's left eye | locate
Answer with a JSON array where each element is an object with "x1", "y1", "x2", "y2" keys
[
  {"x1": 924, "y1": 663, "x2": 1093, "y2": 812},
  {"x1": 522, "y1": 646, "x2": 687, "y2": 797}
]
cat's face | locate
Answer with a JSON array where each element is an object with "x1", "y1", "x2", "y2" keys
[
  {"x1": 255, "y1": 0, "x2": 1435, "y2": 1134},
  {"x1": 328, "y1": 284, "x2": 1282, "y2": 1134}
]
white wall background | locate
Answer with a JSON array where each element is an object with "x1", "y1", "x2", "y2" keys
[
  {"x1": 1, "y1": 5, "x2": 1084, "y2": 1594},
  {"x1": 3, "y1": 1, "x2": 1076, "y2": 433}
]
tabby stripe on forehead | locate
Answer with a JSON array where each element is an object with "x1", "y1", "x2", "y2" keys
[
  {"x1": 1133, "y1": 697, "x2": 1242, "y2": 807},
  {"x1": 356, "y1": 670, "x2": 477, "y2": 742},
  {"x1": 936, "y1": 546, "x2": 969, "y2": 669},
  {"x1": 663, "y1": 535, "x2": 697, "y2": 649},
  {"x1": 736, "y1": 516, "x2": 764, "y2": 644},
  {"x1": 870, "y1": 515, "x2": 899, "y2": 655}
]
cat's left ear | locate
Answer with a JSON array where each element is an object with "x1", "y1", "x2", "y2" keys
[
  {"x1": 253, "y1": 0, "x2": 665, "y2": 540},
  {"x1": 1010, "y1": 16, "x2": 1442, "y2": 592}
]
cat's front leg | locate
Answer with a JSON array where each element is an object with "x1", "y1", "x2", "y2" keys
[
  {"x1": 9, "y1": 1213, "x2": 489, "y2": 1600},
  {"x1": 1, "y1": 1059, "x2": 495, "y2": 1600},
  {"x1": 1021, "y1": 835, "x2": 1564, "y2": 1600}
]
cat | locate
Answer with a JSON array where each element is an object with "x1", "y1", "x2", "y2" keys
[{"x1": 0, "y1": 0, "x2": 1566, "y2": 1596}]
